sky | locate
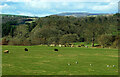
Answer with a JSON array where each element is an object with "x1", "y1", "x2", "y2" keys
[{"x1": 0, "y1": 0, "x2": 119, "y2": 17}]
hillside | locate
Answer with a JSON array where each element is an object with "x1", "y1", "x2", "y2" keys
[{"x1": 2, "y1": 13, "x2": 120, "y2": 48}]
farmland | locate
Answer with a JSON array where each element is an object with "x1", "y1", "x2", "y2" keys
[{"x1": 2, "y1": 45, "x2": 118, "y2": 75}]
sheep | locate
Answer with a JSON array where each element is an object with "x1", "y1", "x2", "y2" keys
[
  {"x1": 107, "y1": 65, "x2": 109, "y2": 67},
  {"x1": 78, "y1": 45, "x2": 81, "y2": 47},
  {"x1": 54, "y1": 49, "x2": 58, "y2": 52},
  {"x1": 68, "y1": 63, "x2": 71, "y2": 66},
  {"x1": 64, "y1": 45, "x2": 67, "y2": 47},
  {"x1": 75, "y1": 61, "x2": 78, "y2": 64},
  {"x1": 24, "y1": 48, "x2": 28, "y2": 51},
  {"x1": 59, "y1": 44, "x2": 62, "y2": 47},
  {"x1": 113, "y1": 65, "x2": 115, "y2": 67},
  {"x1": 50, "y1": 44, "x2": 56, "y2": 47},
  {"x1": 4, "y1": 50, "x2": 9, "y2": 53},
  {"x1": 71, "y1": 45, "x2": 74, "y2": 47},
  {"x1": 85, "y1": 46, "x2": 88, "y2": 48}
]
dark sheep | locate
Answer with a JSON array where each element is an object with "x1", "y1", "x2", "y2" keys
[
  {"x1": 78, "y1": 45, "x2": 81, "y2": 47},
  {"x1": 24, "y1": 48, "x2": 28, "y2": 51},
  {"x1": 54, "y1": 49, "x2": 58, "y2": 51}
]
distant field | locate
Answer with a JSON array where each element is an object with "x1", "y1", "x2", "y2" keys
[{"x1": 2, "y1": 45, "x2": 118, "y2": 75}]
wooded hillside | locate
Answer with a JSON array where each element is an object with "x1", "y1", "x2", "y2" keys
[{"x1": 2, "y1": 13, "x2": 120, "y2": 48}]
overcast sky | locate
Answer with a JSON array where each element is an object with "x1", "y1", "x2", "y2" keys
[{"x1": 0, "y1": 0, "x2": 119, "y2": 17}]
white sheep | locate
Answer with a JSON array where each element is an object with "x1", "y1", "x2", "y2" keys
[
  {"x1": 113, "y1": 65, "x2": 115, "y2": 67},
  {"x1": 107, "y1": 65, "x2": 109, "y2": 67},
  {"x1": 68, "y1": 64, "x2": 71, "y2": 66},
  {"x1": 76, "y1": 61, "x2": 78, "y2": 64}
]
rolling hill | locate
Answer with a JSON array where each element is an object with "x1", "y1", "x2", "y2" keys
[{"x1": 55, "y1": 12, "x2": 113, "y2": 17}]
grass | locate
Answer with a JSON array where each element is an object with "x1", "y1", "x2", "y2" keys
[{"x1": 2, "y1": 45, "x2": 118, "y2": 75}]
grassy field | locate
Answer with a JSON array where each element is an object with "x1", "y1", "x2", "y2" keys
[{"x1": 2, "y1": 45, "x2": 118, "y2": 75}]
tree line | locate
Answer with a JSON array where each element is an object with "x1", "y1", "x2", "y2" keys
[{"x1": 2, "y1": 13, "x2": 120, "y2": 48}]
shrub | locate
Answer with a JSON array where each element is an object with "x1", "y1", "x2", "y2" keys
[
  {"x1": 59, "y1": 34, "x2": 78, "y2": 44},
  {"x1": 112, "y1": 35, "x2": 120, "y2": 48},
  {"x1": 2, "y1": 38, "x2": 8, "y2": 45},
  {"x1": 8, "y1": 38, "x2": 22, "y2": 45},
  {"x1": 97, "y1": 35, "x2": 113, "y2": 47}
]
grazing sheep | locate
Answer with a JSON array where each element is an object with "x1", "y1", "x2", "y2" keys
[
  {"x1": 107, "y1": 65, "x2": 109, "y2": 67},
  {"x1": 76, "y1": 61, "x2": 78, "y2": 64},
  {"x1": 24, "y1": 48, "x2": 28, "y2": 51},
  {"x1": 78, "y1": 45, "x2": 81, "y2": 47},
  {"x1": 64, "y1": 45, "x2": 67, "y2": 47},
  {"x1": 59, "y1": 44, "x2": 62, "y2": 47},
  {"x1": 68, "y1": 63, "x2": 71, "y2": 66},
  {"x1": 50, "y1": 44, "x2": 56, "y2": 47},
  {"x1": 90, "y1": 64, "x2": 92, "y2": 66},
  {"x1": 113, "y1": 65, "x2": 115, "y2": 67},
  {"x1": 62, "y1": 45, "x2": 65, "y2": 47},
  {"x1": 85, "y1": 46, "x2": 88, "y2": 48},
  {"x1": 4, "y1": 50, "x2": 9, "y2": 53},
  {"x1": 71, "y1": 44, "x2": 74, "y2": 47},
  {"x1": 54, "y1": 49, "x2": 58, "y2": 52}
]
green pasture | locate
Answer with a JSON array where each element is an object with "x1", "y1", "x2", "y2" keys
[{"x1": 2, "y1": 45, "x2": 118, "y2": 75}]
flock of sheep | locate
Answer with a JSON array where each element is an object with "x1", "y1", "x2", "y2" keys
[
  {"x1": 3, "y1": 48, "x2": 29, "y2": 54},
  {"x1": 3, "y1": 47, "x2": 117, "y2": 73},
  {"x1": 3, "y1": 44, "x2": 88, "y2": 54},
  {"x1": 3, "y1": 48, "x2": 59, "y2": 54},
  {"x1": 67, "y1": 62, "x2": 116, "y2": 68},
  {"x1": 50, "y1": 44, "x2": 88, "y2": 48}
]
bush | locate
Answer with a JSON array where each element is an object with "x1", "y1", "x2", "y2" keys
[
  {"x1": 97, "y1": 35, "x2": 114, "y2": 47},
  {"x1": 30, "y1": 37, "x2": 46, "y2": 45},
  {"x1": 112, "y1": 35, "x2": 120, "y2": 48},
  {"x1": 112, "y1": 40, "x2": 119, "y2": 48},
  {"x1": 2, "y1": 38, "x2": 8, "y2": 45},
  {"x1": 47, "y1": 37, "x2": 59, "y2": 45},
  {"x1": 22, "y1": 39, "x2": 31, "y2": 46},
  {"x1": 8, "y1": 38, "x2": 22, "y2": 45},
  {"x1": 59, "y1": 34, "x2": 78, "y2": 44}
]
